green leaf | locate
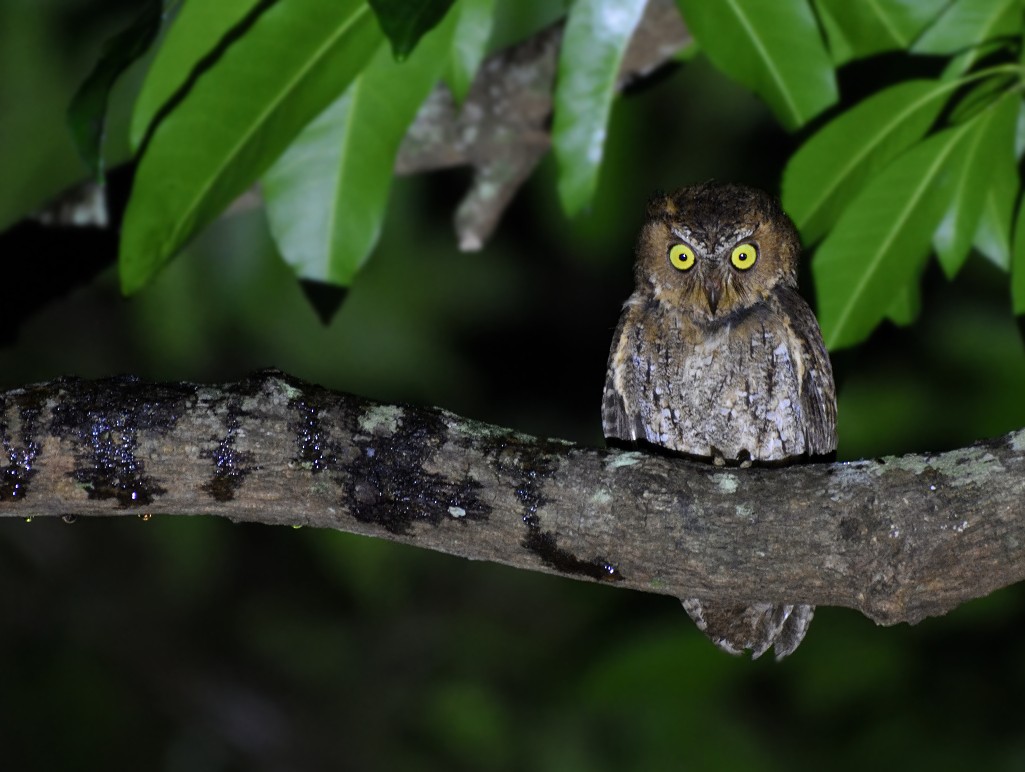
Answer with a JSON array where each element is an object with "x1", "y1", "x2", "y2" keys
[
  {"x1": 368, "y1": 0, "x2": 456, "y2": 60},
  {"x1": 676, "y1": 0, "x2": 837, "y2": 130},
  {"x1": 1012, "y1": 194, "x2": 1025, "y2": 314},
  {"x1": 814, "y1": 122, "x2": 974, "y2": 350},
  {"x1": 913, "y1": 0, "x2": 1019, "y2": 56},
  {"x1": 445, "y1": 0, "x2": 495, "y2": 104},
  {"x1": 945, "y1": 73, "x2": 1016, "y2": 125},
  {"x1": 934, "y1": 90, "x2": 1019, "y2": 277},
  {"x1": 885, "y1": 281, "x2": 922, "y2": 327},
  {"x1": 130, "y1": 0, "x2": 265, "y2": 152},
  {"x1": 972, "y1": 137, "x2": 1019, "y2": 271},
  {"x1": 813, "y1": 2, "x2": 854, "y2": 65},
  {"x1": 68, "y1": 0, "x2": 164, "y2": 180},
  {"x1": 120, "y1": 0, "x2": 382, "y2": 294},
  {"x1": 814, "y1": 0, "x2": 947, "y2": 65},
  {"x1": 783, "y1": 79, "x2": 961, "y2": 244},
  {"x1": 552, "y1": 0, "x2": 647, "y2": 216},
  {"x1": 263, "y1": 12, "x2": 456, "y2": 285},
  {"x1": 941, "y1": 39, "x2": 1013, "y2": 80}
]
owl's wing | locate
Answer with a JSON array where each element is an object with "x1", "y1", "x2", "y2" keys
[
  {"x1": 601, "y1": 306, "x2": 647, "y2": 444},
  {"x1": 776, "y1": 287, "x2": 838, "y2": 456}
]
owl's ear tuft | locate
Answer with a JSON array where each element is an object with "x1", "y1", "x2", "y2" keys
[{"x1": 645, "y1": 191, "x2": 675, "y2": 220}]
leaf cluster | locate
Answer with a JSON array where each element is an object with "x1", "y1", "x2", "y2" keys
[
  {"x1": 679, "y1": 0, "x2": 1025, "y2": 347},
  {"x1": 65, "y1": 0, "x2": 1025, "y2": 349},
  {"x1": 70, "y1": 0, "x2": 494, "y2": 293},
  {"x1": 776, "y1": 0, "x2": 1025, "y2": 348}
]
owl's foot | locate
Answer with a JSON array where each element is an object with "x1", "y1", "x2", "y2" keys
[
  {"x1": 709, "y1": 447, "x2": 752, "y2": 467},
  {"x1": 681, "y1": 598, "x2": 814, "y2": 660}
]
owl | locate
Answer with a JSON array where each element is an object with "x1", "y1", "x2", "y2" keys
[{"x1": 602, "y1": 182, "x2": 837, "y2": 659}]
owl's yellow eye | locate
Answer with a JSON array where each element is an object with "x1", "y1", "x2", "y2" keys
[
  {"x1": 730, "y1": 243, "x2": 758, "y2": 270},
  {"x1": 668, "y1": 243, "x2": 696, "y2": 271}
]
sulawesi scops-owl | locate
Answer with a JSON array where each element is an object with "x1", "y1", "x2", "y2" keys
[{"x1": 602, "y1": 181, "x2": 837, "y2": 659}]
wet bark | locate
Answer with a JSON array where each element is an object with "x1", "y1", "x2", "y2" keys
[{"x1": 2, "y1": 370, "x2": 1023, "y2": 627}]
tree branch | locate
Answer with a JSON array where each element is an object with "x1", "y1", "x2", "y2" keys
[{"x1": 2, "y1": 370, "x2": 1023, "y2": 627}]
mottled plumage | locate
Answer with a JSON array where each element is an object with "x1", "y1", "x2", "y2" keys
[{"x1": 602, "y1": 182, "x2": 837, "y2": 659}]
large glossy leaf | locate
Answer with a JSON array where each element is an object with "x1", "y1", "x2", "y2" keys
[
  {"x1": 263, "y1": 12, "x2": 455, "y2": 285},
  {"x1": 813, "y1": 122, "x2": 974, "y2": 350},
  {"x1": 885, "y1": 281, "x2": 922, "y2": 327},
  {"x1": 445, "y1": 0, "x2": 495, "y2": 104},
  {"x1": 130, "y1": 0, "x2": 265, "y2": 152},
  {"x1": 552, "y1": 0, "x2": 647, "y2": 216},
  {"x1": 69, "y1": 0, "x2": 164, "y2": 180},
  {"x1": 120, "y1": 0, "x2": 382, "y2": 294},
  {"x1": 783, "y1": 79, "x2": 960, "y2": 244},
  {"x1": 972, "y1": 136, "x2": 1019, "y2": 271},
  {"x1": 934, "y1": 90, "x2": 1018, "y2": 277},
  {"x1": 1012, "y1": 195, "x2": 1025, "y2": 314},
  {"x1": 676, "y1": 0, "x2": 836, "y2": 130},
  {"x1": 913, "y1": 0, "x2": 1019, "y2": 56},
  {"x1": 814, "y1": 0, "x2": 947, "y2": 65},
  {"x1": 368, "y1": 0, "x2": 455, "y2": 59}
]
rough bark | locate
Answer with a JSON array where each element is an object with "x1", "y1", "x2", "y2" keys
[{"x1": 2, "y1": 370, "x2": 1023, "y2": 627}]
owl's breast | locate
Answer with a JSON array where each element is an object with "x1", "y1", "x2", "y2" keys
[{"x1": 623, "y1": 305, "x2": 810, "y2": 462}]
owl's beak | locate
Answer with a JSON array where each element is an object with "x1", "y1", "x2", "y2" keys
[{"x1": 703, "y1": 277, "x2": 722, "y2": 316}]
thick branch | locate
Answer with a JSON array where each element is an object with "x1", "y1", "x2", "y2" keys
[{"x1": 2, "y1": 371, "x2": 1023, "y2": 627}]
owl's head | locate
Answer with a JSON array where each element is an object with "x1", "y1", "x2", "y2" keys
[{"x1": 635, "y1": 182, "x2": 800, "y2": 322}]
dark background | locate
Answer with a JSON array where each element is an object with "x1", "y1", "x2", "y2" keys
[{"x1": 3, "y1": 1, "x2": 1025, "y2": 769}]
